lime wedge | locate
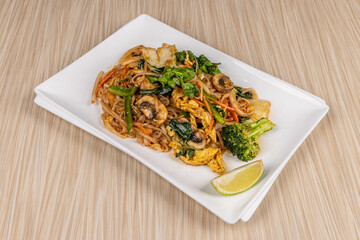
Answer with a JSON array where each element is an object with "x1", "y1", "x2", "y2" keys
[{"x1": 211, "y1": 160, "x2": 264, "y2": 195}]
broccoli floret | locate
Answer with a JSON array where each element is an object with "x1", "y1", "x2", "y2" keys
[
  {"x1": 176, "y1": 51, "x2": 196, "y2": 64},
  {"x1": 175, "y1": 51, "x2": 187, "y2": 63},
  {"x1": 197, "y1": 55, "x2": 209, "y2": 67},
  {"x1": 206, "y1": 65, "x2": 221, "y2": 75},
  {"x1": 197, "y1": 55, "x2": 221, "y2": 75},
  {"x1": 222, "y1": 118, "x2": 275, "y2": 161}
]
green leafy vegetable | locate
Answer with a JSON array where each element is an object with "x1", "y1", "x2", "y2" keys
[
  {"x1": 168, "y1": 119, "x2": 193, "y2": 143},
  {"x1": 139, "y1": 85, "x2": 173, "y2": 96},
  {"x1": 181, "y1": 110, "x2": 190, "y2": 118},
  {"x1": 182, "y1": 82, "x2": 198, "y2": 98},
  {"x1": 212, "y1": 104, "x2": 225, "y2": 117},
  {"x1": 197, "y1": 55, "x2": 221, "y2": 75},
  {"x1": 239, "y1": 116, "x2": 250, "y2": 123},
  {"x1": 138, "y1": 59, "x2": 145, "y2": 69},
  {"x1": 208, "y1": 102, "x2": 225, "y2": 125},
  {"x1": 146, "y1": 76, "x2": 160, "y2": 83},
  {"x1": 186, "y1": 149, "x2": 195, "y2": 159},
  {"x1": 147, "y1": 62, "x2": 163, "y2": 73},
  {"x1": 203, "y1": 92, "x2": 225, "y2": 124},
  {"x1": 175, "y1": 147, "x2": 196, "y2": 159},
  {"x1": 150, "y1": 67, "x2": 199, "y2": 98},
  {"x1": 175, "y1": 51, "x2": 197, "y2": 65},
  {"x1": 234, "y1": 87, "x2": 253, "y2": 99},
  {"x1": 175, "y1": 148, "x2": 186, "y2": 157}
]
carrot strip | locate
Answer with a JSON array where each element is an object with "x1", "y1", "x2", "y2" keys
[
  {"x1": 120, "y1": 65, "x2": 128, "y2": 80},
  {"x1": 225, "y1": 117, "x2": 234, "y2": 122},
  {"x1": 137, "y1": 125, "x2": 153, "y2": 135},
  {"x1": 214, "y1": 101, "x2": 236, "y2": 111},
  {"x1": 191, "y1": 98, "x2": 205, "y2": 107},
  {"x1": 227, "y1": 101, "x2": 239, "y2": 123},
  {"x1": 223, "y1": 98, "x2": 228, "y2": 105},
  {"x1": 203, "y1": 97, "x2": 213, "y2": 116},
  {"x1": 230, "y1": 110, "x2": 239, "y2": 123},
  {"x1": 180, "y1": 61, "x2": 195, "y2": 68},
  {"x1": 95, "y1": 68, "x2": 117, "y2": 94},
  {"x1": 205, "y1": 119, "x2": 215, "y2": 139}
]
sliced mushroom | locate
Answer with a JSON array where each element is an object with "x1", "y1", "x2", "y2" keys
[
  {"x1": 187, "y1": 131, "x2": 206, "y2": 149},
  {"x1": 136, "y1": 95, "x2": 168, "y2": 126},
  {"x1": 212, "y1": 73, "x2": 234, "y2": 93}
]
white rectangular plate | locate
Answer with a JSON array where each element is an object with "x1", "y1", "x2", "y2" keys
[{"x1": 34, "y1": 14, "x2": 328, "y2": 223}]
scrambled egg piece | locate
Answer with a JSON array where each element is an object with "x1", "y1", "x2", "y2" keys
[
  {"x1": 180, "y1": 147, "x2": 220, "y2": 166},
  {"x1": 166, "y1": 126, "x2": 225, "y2": 174},
  {"x1": 142, "y1": 43, "x2": 177, "y2": 68},
  {"x1": 207, "y1": 151, "x2": 226, "y2": 174}
]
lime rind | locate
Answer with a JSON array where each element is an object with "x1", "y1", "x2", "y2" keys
[{"x1": 211, "y1": 160, "x2": 264, "y2": 195}]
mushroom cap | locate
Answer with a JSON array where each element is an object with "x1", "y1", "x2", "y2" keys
[{"x1": 212, "y1": 73, "x2": 234, "y2": 93}]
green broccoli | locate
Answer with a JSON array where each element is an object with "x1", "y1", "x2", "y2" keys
[
  {"x1": 197, "y1": 55, "x2": 221, "y2": 75},
  {"x1": 175, "y1": 51, "x2": 197, "y2": 65},
  {"x1": 206, "y1": 65, "x2": 221, "y2": 75},
  {"x1": 222, "y1": 118, "x2": 275, "y2": 161}
]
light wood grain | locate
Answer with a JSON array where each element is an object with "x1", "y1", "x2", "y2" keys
[{"x1": 0, "y1": 0, "x2": 359, "y2": 239}]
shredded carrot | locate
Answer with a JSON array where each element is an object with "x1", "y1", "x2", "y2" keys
[
  {"x1": 120, "y1": 65, "x2": 128, "y2": 80},
  {"x1": 214, "y1": 101, "x2": 236, "y2": 111},
  {"x1": 95, "y1": 68, "x2": 117, "y2": 94},
  {"x1": 225, "y1": 117, "x2": 234, "y2": 122},
  {"x1": 180, "y1": 61, "x2": 195, "y2": 68},
  {"x1": 230, "y1": 110, "x2": 239, "y2": 123},
  {"x1": 227, "y1": 101, "x2": 239, "y2": 123},
  {"x1": 137, "y1": 125, "x2": 153, "y2": 135},
  {"x1": 223, "y1": 98, "x2": 228, "y2": 105},
  {"x1": 205, "y1": 119, "x2": 215, "y2": 139},
  {"x1": 191, "y1": 98, "x2": 205, "y2": 107},
  {"x1": 203, "y1": 97, "x2": 213, "y2": 116}
]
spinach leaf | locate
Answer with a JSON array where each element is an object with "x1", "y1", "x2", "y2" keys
[
  {"x1": 168, "y1": 119, "x2": 193, "y2": 143},
  {"x1": 146, "y1": 76, "x2": 159, "y2": 83},
  {"x1": 186, "y1": 149, "x2": 195, "y2": 159},
  {"x1": 175, "y1": 148, "x2": 186, "y2": 157},
  {"x1": 182, "y1": 82, "x2": 198, "y2": 98}
]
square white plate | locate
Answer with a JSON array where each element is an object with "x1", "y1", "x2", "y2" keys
[{"x1": 34, "y1": 14, "x2": 328, "y2": 223}]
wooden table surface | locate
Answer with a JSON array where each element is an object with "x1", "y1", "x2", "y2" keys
[{"x1": 1, "y1": 0, "x2": 359, "y2": 239}]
